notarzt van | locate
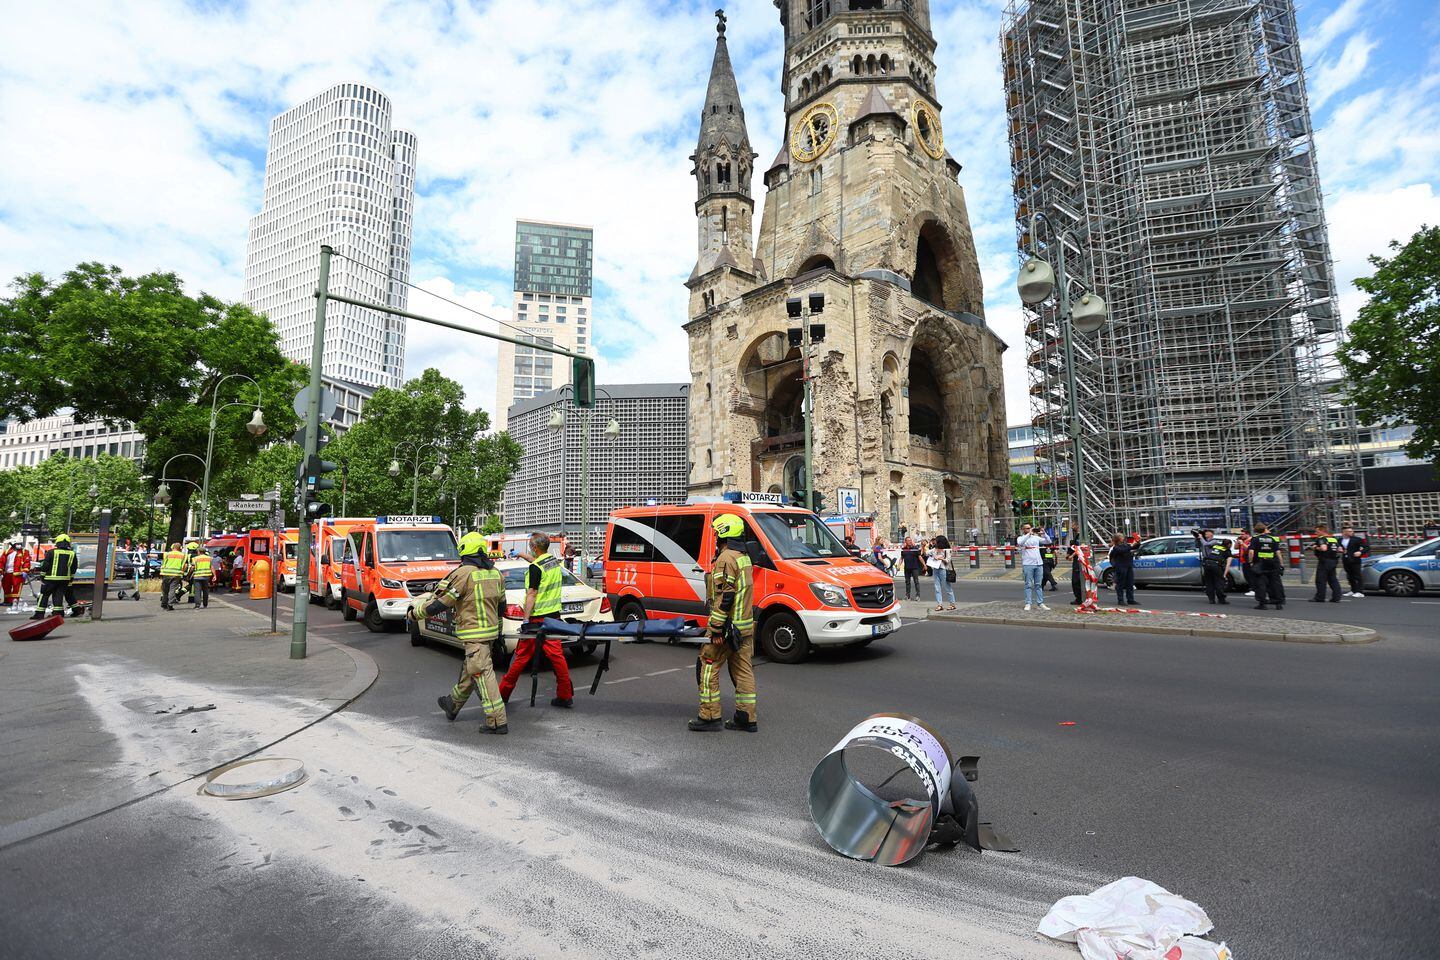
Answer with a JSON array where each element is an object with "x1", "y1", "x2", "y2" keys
[
  {"x1": 340, "y1": 516, "x2": 458, "y2": 632},
  {"x1": 603, "y1": 495, "x2": 899, "y2": 663}
]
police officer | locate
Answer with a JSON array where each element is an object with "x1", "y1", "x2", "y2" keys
[
  {"x1": 178, "y1": 540, "x2": 202, "y2": 605},
  {"x1": 1197, "y1": 529, "x2": 1232, "y2": 604},
  {"x1": 1040, "y1": 540, "x2": 1058, "y2": 592},
  {"x1": 1247, "y1": 522, "x2": 1286, "y2": 610},
  {"x1": 158, "y1": 542, "x2": 186, "y2": 610},
  {"x1": 689, "y1": 513, "x2": 758, "y2": 733},
  {"x1": 31, "y1": 533, "x2": 79, "y2": 620},
  {"x1": 1310, "y1": 523, "x2": 1343, "y2": 603},
  {"x1": 424, "y1": 532, "x2": 509, "y2": 734},
  {"x1": 190, "y1": 545, "x2": 214, "y2": 609},
  {"x1": 498, "y1": 533, "x2": 575, "y2": 708}
]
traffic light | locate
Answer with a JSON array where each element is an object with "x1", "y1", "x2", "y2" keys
[
  {"x1": 1022, "y1": 499, "x2": 1033, "y2": 513},
  {"x1": 573, "y1": 356, "x2": 596, "y2": 409},
  {"x1": 300, "y1": 454, "x2": 338, "y2": 520},
  {"x1": 1011, "y1": 499, "x2": 1022, "y2": 515}
]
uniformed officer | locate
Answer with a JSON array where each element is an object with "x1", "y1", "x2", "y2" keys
[
  {"x1": 1310, "y1": 523, "x2": 1343, "y2": 603},
  {"x1": 497, "y1": 533, "x2": 575, "y2": 708},
  {"x1": 158, "y1": 543, "x2": 186, "y2": 610},
  {"x1": 1197, "y1": 529, "x2": 1232, "y2": 604},
  {"x1": 422, "y1": 532, "x2": 509, "y2": 734},
  {"x1": 1247, "y1": 522, "x2": 1286, "y2": 610},
  {"x1": 1040, "y1": 541, "x2": 1058, "y2": 592},
  {"x1": 31, "y1": 533, "x2": 79, "y2": 620},
  {"x1": 689, "y1": 513, "x2": 758, "y2": 733},
  {"x1": 190, "y1": 546, "x2": 214, "y2": 608}
]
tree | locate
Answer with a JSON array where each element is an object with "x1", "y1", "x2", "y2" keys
[
  {"x1": 0, "y1": 264, "x2": 308, "y2": 544},
  {"x1": 1338, "y1": 225, "x2": 1440, "y2": 465},
  {"x1": 206, "y1": 441, "x2": 306, "y2": 529},
  {"x1": 322, "y1": 368, "x2": 521, "y2": 525},
  {"x1": 480, "y1": 514, "x2": 504, "y2": 536},
  {"x1": 0, "y1": 453, "x2": 161, "y2": 542}
]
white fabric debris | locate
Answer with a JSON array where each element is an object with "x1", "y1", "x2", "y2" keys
[{"x1": 1038, "y1": 876, "x2": 1233, "y2": 960}]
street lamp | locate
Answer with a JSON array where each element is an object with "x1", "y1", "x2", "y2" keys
[
  {"x1": 390, "y1": 441, "x2": 445, "y2": 513},
  {"x1": 200, "y1": 373, "x2": 267, "y2": 538},
  {"x1": 549, "y1": 385, "x2": 622, "y2": 580},
  {"x1": 157, "y1": 453, "x2": 205, "y2": 539},
  {"x1": 1018, "y1": 211, "x2": 1108, "y2": 545}
]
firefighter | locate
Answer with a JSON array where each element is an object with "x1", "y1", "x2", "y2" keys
[
  {"x1": 422, "y1": 532, "x2": 509, "y2": 734},
  {"x1": 1247, "y1": 522, "x2": 1286, "y2": 610},
  {"x1": 159, "y1": 542, "x2": 186, "y2": 610},
  {"x1": 31, "y1": 533, "x2": 79, "y2": 620},
  {"x1": 2, "y1": 540, "x2": 29, "y2": 607},
  {"x1": 689, "y1": 513, "x2": 758, "y2": 733},
  {"x1": 190, "y1": 546, "x2": 214, "y2": 609},
  {"x1": 177, "y1": 540, "x2": 202, "y2": 605},
  {"x1": 497, "y1": 533, "x2": 575, "y2": 708},
  {"x1": 1197, "y1": 529, "x2": 1232, "y2": 604}
]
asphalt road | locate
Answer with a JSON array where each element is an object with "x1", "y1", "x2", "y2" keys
[{"x1": 2, "y1": 580, "x2": 1435, "y2": 958}]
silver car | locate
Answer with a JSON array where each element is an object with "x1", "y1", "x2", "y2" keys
[
  {"x1": 1096, "y1": 535, "x2": 1244, "y2": 590},
  {"x1": 1362, "y1": 537, "x2": 1440, "y2": 597}
]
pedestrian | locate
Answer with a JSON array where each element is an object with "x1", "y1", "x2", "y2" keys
[
  {"x1": 498, "y1": 533, "x2": 575, "y2": 708},
  {"x1": 689, "y1": 513, "x2": 758, "y2": 732},
  {"x1": 1040, "y1": 540, "x2": 1058, "y2": 592},
  {"x1": 159, "y1": 542, "x2": 186, "y2": 611},
  {"x1": 1309, "y1": 524, "x2": 1343, "y2": 603},
  {"x1": 1233, "y1": 529, "x2": 1254, "y2": 597},
  {"x1": 190, "y1": 547, "x2": 213, "y2": 608},
  {"x1": 1067, "y1": 528, "x2": 1085, "y2": 605},
  {"x1": 563, "y1": 541, "x2": 577, "y2": 574},
  {"x1": 1196, "y1": 529, "x2": 1232, "y2": 604},
  {"x1": 900, "y1": 536, "x2": 923, "y2": 600},
  {"x1": 2, "y1": 540, "x2": 29, "y2": 607},
  {"x1": 1247, "y1": 522, "x2": 1286, "y2": 609},
  {"x1": 1338, "y1": 525, "x2": 1368, "y2": 597},
  {"x1": 1016, "y1": 522, "x2": 1049, "y2": 611},
  {"x1": 1108, "y1": 533, "x2": 1136, "y2": 605},
  {"x1": 928, "y1": 535, "x2": 956, "y2": 611},
  {"x1": 427, "y1": 532, "x2": 509, "y2": 734},
  {"x1": 30, "y1": 533, "x2": 79, "y2": 620}
]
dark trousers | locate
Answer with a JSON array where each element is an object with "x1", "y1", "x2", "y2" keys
[
  {"x1": 36, "y1": 580, "x2": 77, "y2": 616},
  {"x1": 1239, "y1": 562, "x2": 1252, "y2": 590},
  {"x1": 161, "y1": 576, "x2": 180, "y2": 608},
  {"x1": 1254, "y1": 565, "x2": 1285, "y2": 607},
  {"x1": 903, "y1": 570, "x2": 921, "y2": 599},
  {"x1": 1113, "y1": 565, "x2": 1135, "y2": 604},
  {"x1": 1314, "y1": 562, "x2": 1342, "y2": 601},
  {"x1": 1071, "y1": 566, "x2": 1084, "y2": 605},
  {"x1": 193, "y1": 578, "x2": 210, "y2": 607},
  {"x1": 1041, "y1": 560, "x2": 1057, "y2": 589},
  {"x1": 1342, "y1": 559, "x2": 1364, "y2": 594},
  {"x1": 1201, "y1": 563, "x2": 1228, "y2": 602}
]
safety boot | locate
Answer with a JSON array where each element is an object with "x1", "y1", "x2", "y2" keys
[
  {"x1": 550, "y1": 697, "x2": 573, "y2": 709},
  {"x1": 481, "y1": 723, "x2": 509, "y2": 735},
  {"x1": 688, "y1": 717, "x2": 723, "y2": 732},
  {"x1": 437, "y1": 694, "x2": 461, "y2": 722},
  {"x1": 725, "y1": 711, "x2": 758, "y2": 733}
]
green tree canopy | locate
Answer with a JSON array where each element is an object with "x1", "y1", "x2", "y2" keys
[
  {"x1": 0, "y1": 453, "x2": 162, "y2": 543},
  {"x1": 321, "y1": 368, "x2": 520, "y2": 527},
  {"x1": 1338, "y1": 225, "x2": 1440, "y2": 465},
  {"x1": 0, "y1": 263, "x2": 308, "y2": 543}
]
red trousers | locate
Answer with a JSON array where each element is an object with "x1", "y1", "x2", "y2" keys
[
  {"x1": 3, "y1": 574, "x2": 23, "y2": 604},
  {"x1": 499, "y1": 636, "x2": 573, "y2": 701}
]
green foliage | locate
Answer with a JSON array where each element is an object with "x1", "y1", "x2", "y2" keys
[
  {"x1": 0, "y1": 453, "x2": 162, "y2": 542},
  {"x1": 480, "y1": 514, "x2": 505, "y2": 536},
  {"x1": 1009, "y1": 471, "x2": 1038, "y2": 505},
  {"x1": 1338, "y1": 225, "x2": 1440, "y2": 465},
  {"x1": 322, "y1": 368, "x2": 521, "y2": 528},
  {"x1": 0, "y1": 263, "x2": 308, "y2": 543},
  {"x1": 206, "y1": 441, "x2": 306, "y2": 529}
]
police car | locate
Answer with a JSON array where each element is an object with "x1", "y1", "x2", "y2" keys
[
  {"x1": 1362, "y1": 537, "x2": 1440, "y2": 597},
  {"x1": 1094, "y1": 534, "x2": 1244, "y2": 590}
]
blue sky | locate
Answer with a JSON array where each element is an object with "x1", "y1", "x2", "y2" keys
[{"x1": 2, "y1": 0, "x2": 1438, "y2": 424}]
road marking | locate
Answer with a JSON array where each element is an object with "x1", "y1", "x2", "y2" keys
[
  {"x1": 604, "y1": 676, "x2": 642, "y2": 685},
  {"x1": 644, "y1": 667, "x2": 683, "y2": 676},
  {"x1": 1412, "y1": 601, "x2": 1440, "y2": 605}
]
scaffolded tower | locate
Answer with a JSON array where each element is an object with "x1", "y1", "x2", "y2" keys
[{"x1": 1001, "y1": 0, "x2": 1348, "y2": 536}]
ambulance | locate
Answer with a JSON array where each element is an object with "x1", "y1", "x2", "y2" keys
[
  {"x1": 339, "y1": 516, "x2": 458, "y2": 632},
  {"x1": 307, "y1": 518, "x2": 367, "y2": 609},
  {"x1": 277, "y1": 528, "x2": 300, "y2": 591},
  {"x1": 602, "y1": 492, "x2": 900, "y2": 663}
]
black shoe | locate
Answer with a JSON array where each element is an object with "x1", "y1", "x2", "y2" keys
[
  {"x1": 1255, "y1": 604, "x2": 1269, "y2": 609},
  {"x1": 550, "y1": 697, "x2": 573, "y2": 709},
  {"x1": 1331, "y1": 599, "x2": 1342, "y2": 603},
  {"x1": 725, "y1": 711, "x2": 758, "y2": 733},
  {"x1": 688, "y1": 717, "x2": 723, "y2": 732},
  {"x1": 1309, "y1": 598, "x2": 1324, "y2": 603},
  {"x1": 29, "y1": 612, "x2": 44, "y2": 621},
  {"x1": 1276, "y1": 605, "x2": 1285, "y2": 610},
  {"x1": 437, "y1": 694, "x2": 461, "y2": 722},
  {"x1": 481, "y1": 723, "x2": 509, "y2": 735},
  {"x1": 1209, "y1": 598, "x2": 1216, "y2": 604},
  {"x1": 1218, "y1": 599, "x2": 1229, "y2": 605}
]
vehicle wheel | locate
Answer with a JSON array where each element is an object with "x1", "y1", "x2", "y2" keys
[
  {"x1": 363, "y1": 600, "x2": 387, "y2": 633},
  {"x1": 493, "y1": 643, "x2": 513, "y2": 672},
  {"x1": 342, "y1": 590, "x2": 357, "y2": 622},
  {"x1": 617, "y1": 600, "x2": 648, "y2": 641},
  {"x1": 1380, "y1": 570, "x2": 1422, "y2": 598},
  {"x1": 761, "y1": 610, "x2": 810, "y2": 664},
  {"x1": 325, "y1": 590, "x2": 340, "y2": 611},
  {"x1": 1101, "y1": 569, "x2": 1115, "y2": 587},
  {"x1": 408, "y1": 619, "x2": 423, "y2": 647}
]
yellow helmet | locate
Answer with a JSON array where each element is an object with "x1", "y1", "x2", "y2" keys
[
  {"x1": 186, "y1": 541, "x2": 200, "y2": 552},
  {"x1": 54, "y1": 533, "x2": 72, "y2": 546},
  {"x1": 712, "y1": 513, "x2": 744, "y2": 540},
  {"x1": 457, "y1": 531, "x2": 486, "y2": 558}
]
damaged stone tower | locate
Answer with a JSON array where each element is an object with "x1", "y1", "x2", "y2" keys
[{"x1": 685, "y1": 3, "x2": 1009, "y2": 539}]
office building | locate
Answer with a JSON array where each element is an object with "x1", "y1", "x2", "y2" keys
[
  {"x1": 244, "y1": 82, "x2": 418, "y2": 406},
  {"x1": 1008, "y1": 424, "x2": 1039, "y2": 476},
  {"x1": 0, "y1": 415, "x2": 146, "y2": 470},
  {"x1": 1002, "y1": 0, "x2": 1347, "y2": 533},
  {"x1": 494, "y1": 219, "x2": 594, "y2": 431},
  {"x1": 502, "y1": 383, "x2": 688, "y2": 554}
]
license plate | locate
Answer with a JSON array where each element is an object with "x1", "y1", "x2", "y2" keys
[
  {"x1": 872, "y1": 621, "x2": 893, "y2": 637},
  {"x1": 562, "y1": 601, "x2": 586, "y2": 614}
]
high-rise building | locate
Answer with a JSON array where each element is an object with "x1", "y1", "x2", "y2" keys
[
  {"x1": 502, "y1": 383, "x2": 689, "y2": 553},
  {"x1": 244, "y1": 82, "x2": 417, "y2": 404},
  {"x1": 1002, "y1": 0, "x2": 1346, "y2": 534},
  {"x1": 494, "y1": 220, "x2": 594, "y2": 431}
]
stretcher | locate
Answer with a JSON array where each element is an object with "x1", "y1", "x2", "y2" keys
[{"x1": 521, "y1": 617, "x2": 707, "y2": 705}]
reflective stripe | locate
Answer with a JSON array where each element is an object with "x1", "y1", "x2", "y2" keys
[
  {"x1": 732, "y1": 555, "x2": 754, "y2": 629},
  {"x1": 44, "y1": 549, "x2": 76, "y2": 581},
  {"x1": 463, "y1": 567, "x2": 503, "y2": 641},
  {"x1": 530, "y1": 555, "x2": 563, "y2": 617},
  {"x1": 160, "y1": 551, "x2": 185, "y2": 576},
  {"x1": 192, "y1": 556, "x2": 213, "y2": 576}
]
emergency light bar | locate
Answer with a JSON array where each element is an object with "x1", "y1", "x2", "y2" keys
[
  {"x1": 722, "y1": 491, "x2": 787, "y2": 505},
  {"x1": 376, "y1": 515, "x2": 444, "y2": 524}
]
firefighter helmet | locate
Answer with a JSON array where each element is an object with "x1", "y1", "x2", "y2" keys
[
  {"x1": 712, "y1": 513, "x2": 745, "y2": 540},
  {"x1": 457, "y1": 531, "x2": 486, "y2": 558}
]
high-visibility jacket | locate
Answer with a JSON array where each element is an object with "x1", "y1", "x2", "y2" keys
[
  {"x1": 529, "y1": 554, "x2": 564, "y2": 617},
  {"x1": 191, "y1": 553, "x2": 213, "y2": 578},
  {"x1": 1250, "y1": 535, "x2": 1282, "y2": 567},
  {"x1": 160, "y1": 550, "x2": 186, "y2": 576},
  {"x1": 707, "y1": 547, "x2": 754, "y2": 631},
  {"x1": 43, "y1": 548, "x2": 76, "y2": 582}
]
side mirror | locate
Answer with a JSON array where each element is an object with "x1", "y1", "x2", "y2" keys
[{"x1": 321, "y1": 555, "x2": 331, "y2": 566}]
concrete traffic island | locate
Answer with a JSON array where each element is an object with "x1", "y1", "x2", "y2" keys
[{"x1": 931, "y1": 600, "x2": 1378, "y2": 644}]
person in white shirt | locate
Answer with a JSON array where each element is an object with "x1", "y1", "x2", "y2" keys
[
  {"x1": 1016, "y1": 523, "x2": 1051, "y2": 611},
  {"x1": 928, "y1": 535, "x2": 956, "y2": 611}
]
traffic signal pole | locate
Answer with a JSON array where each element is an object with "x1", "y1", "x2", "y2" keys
[{"x1": 290, "y1": 245, "x2": 332, "y2": 659}]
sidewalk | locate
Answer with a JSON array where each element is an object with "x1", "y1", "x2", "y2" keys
[{"x1": 0, "y1": 595, "x2": 377, "y2": 849}]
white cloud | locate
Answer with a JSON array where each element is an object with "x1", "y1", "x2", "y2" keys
[
  {"x1": 1310, "y1": 32, "x2": 1378, "y2": 109},
  {"x1": 1324, "y1": 183, "x2": 1440, "y2": 322},
  {"x1": 1302, "y1": 0, "x2": 1370, "y2": 58}
]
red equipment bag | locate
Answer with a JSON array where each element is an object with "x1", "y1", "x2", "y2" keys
[{"x1": 9, "y1": 614, "x2": 65, "y2": 642}]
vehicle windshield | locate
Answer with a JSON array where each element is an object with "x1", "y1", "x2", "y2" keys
[
  {"x1": 501, "y1": 564, "x2": 583, "y2": 591},
  {"x1": 752, "y1": 511, "x2": 851, "y2": 559},
  {"x1": 284, "y1": 542, "x2": 297, "y2": 560},
  {"x1": 378, "y1": 529, "x2": 457, "y2": 563}
]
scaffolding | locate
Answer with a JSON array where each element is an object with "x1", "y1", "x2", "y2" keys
[{"x1": 1001, "y1": 0, "x2": 1355, "y2": 537}]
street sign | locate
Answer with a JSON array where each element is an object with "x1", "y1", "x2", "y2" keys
[
  {"x1": 227, "y1": 500, "x2": 274, "y2": 513},
  {"x1": 292, "y1": 385, "x2": 339, "y2": 423},
  {"x1": 836, "y1": 487, "x2": 861, "y2": 514}
]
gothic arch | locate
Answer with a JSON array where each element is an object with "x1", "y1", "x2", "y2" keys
[
  {"x1": 901, "y1": 314, "x2": 984, "y2": 473},
  {"x1": 903, "y1": 210, "x2": 970, "y2": 313},
  {"x1": 786, "y1": 233, "x2": 843, "y2": 279},
  {"x1": 738, "y1": 331, "x2": 804, "y2": 442}
]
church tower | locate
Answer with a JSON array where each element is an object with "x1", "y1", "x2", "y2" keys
[{"x1": 685, "y1": 3, "x2": 1009, "y2": 544}]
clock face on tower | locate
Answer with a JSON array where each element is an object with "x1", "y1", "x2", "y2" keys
[
  {"x1": 911, "y1": 100, "x2": 944, "y2": 160},
  {"x1": 790, "y1": 102, "x2": 840, "y2": 163}
]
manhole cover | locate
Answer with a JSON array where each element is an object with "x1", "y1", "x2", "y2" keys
[{"x1": 201, "y1": 757, "x2": 307, "y2": 800}]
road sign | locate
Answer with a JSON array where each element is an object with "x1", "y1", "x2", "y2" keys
[
  {"x1": 227, "y1": 500, "x2": 274, "y2": 513},
  {"x1": 292, "y1": 385, "x2": 339, "y2": 423},
  {"x1": 836, "y1": 487, "x2": 861, "y2": 514}
]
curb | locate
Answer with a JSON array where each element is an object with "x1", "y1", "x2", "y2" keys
[
  {"x1": 0, "y1": 600, "x2": 380, "y2": 852},
  {"x1": 930, "y1": 610, "x2": 1379, "y2": 644}
]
